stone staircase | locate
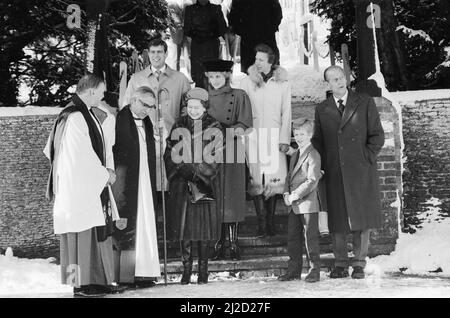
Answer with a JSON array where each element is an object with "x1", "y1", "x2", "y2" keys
[
  {"x1": 154, "y1": 198, "x2": 341, "y2": 277},
  {"x1": 154, "y1": 195, "x2": 395, "y2": 277}
]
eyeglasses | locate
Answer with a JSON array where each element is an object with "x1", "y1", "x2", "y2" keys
[{"x1": 139, "y1": 99, "x2": 156, "y2": 109}]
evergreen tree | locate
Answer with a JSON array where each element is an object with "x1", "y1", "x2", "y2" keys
[
  {"x1": 0, "y1": 0, "x2": 171, "y2": 106},
  {"x1": 312, "y1": 0, "x2": 449, "y2": 90}
]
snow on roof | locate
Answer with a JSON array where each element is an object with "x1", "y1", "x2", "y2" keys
[{"x1": 0, "y1": 106, "x2": 62, "y2": 117}]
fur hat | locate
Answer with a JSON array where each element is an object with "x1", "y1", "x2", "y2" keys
[{"x1": 203, "y1": 59, "x2": 234, "y2": 72}]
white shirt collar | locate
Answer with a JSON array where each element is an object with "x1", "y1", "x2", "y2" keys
[
  {"x1": 151, "y1": 65, "x2": 166, "y2": 75},
  {"x1": 298, "y1": 142, "x2": 311, "y2": 155},
  {"x1": 333, "y1": 89, "x2": 348, "y2": 108}
]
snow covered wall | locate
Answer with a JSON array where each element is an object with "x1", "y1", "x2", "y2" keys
[{"x1": 394, "y1": 90, "x2": 450, "y2": 232}]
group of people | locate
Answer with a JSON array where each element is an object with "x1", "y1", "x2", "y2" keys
[
  {"x1": 165, "y1": 0, "x2": 282, "y2": 88},
  {"x1": 45, "y1": 11, "x2": 385, "y2": 297}
]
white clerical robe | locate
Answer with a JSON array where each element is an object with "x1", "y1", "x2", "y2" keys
[
  {"x1": 44, "y1": 112, "x2": 110, "y2": 234},
  {"x1": 134, "y1": 119, "x2": 161, "y2": 277}
]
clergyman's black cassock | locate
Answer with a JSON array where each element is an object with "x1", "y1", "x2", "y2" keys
[{"x1": 112, "y1": 106, "x2": 157, "y2": 250}]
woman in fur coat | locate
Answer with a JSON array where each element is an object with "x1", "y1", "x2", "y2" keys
[
  {"x1": 164, "y1": 87, "x2": 224, "y2": 285},
  {"x1": 239, "y1": 43, "x2": 292, "y2": 237}
]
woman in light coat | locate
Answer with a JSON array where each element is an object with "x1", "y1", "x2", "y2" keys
[{"x1": 240, "y1": 43, "x2": 292, "y2": 236}]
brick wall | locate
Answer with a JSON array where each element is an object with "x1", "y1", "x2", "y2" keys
[
  {"x1": 400, "y1": 96, "x2": 450, "y2": 232},
  {"x1": 0, "y1": 114, "x2": 59, "y2": 258}
]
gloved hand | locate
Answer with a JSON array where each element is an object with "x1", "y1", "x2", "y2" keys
[{"x1": 177, "y1": 163, "x2": 196, "y2": 181}]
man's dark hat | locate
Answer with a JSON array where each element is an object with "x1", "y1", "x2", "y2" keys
[{"x1": 203, "y1": 59, "x2": 234, "y2": 72}]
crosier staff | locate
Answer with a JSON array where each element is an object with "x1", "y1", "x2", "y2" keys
[{"x1": 157, "y1": 87, "x2": 170, "y2": 285}]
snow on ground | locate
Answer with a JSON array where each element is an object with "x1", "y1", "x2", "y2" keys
[
  {"x1": 115, "y1": 274, "x2": 450, "y2": 298},
  {"x1": 284, "y1": 62, "x2": 328, "y2": 102},
  {"x1": 369, "y1": 198, "x2": 450, "y2": 276},
  {"x1": 0, "y1": 253, "x2": 71, "y2": 296},
  {"x1": 12, "y1": 272, "x2": 450, "y2": 298},
  {"x1": 2, "y1": 197, "x2": 450, "y2": 298}
]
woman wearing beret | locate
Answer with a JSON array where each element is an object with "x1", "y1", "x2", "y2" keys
[
  {"x1": 204, "y1": 59, "x2": 253, "y2": 261},
  {"x1": 164, "y1": 87, "x2": 224, "y2": 285}
]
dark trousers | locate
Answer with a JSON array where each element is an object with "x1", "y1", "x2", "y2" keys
[
  {"x1": 332, "y1": 229, "x2": 371, "y2": 269},
  {"x1": 286, "y1": 211, "x2": 320, "y2": 274}
]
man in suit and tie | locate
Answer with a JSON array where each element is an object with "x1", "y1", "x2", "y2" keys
[
  {"x1": 278, "y1": 118, "x2": 322, "y2": 283},
  {"x1": 311, "y1": 66, "x2": 385, "y2": 279}
]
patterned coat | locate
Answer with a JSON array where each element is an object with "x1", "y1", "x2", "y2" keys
[{"x1": 164, "y1": 113, "x2": 224, "y2": 241}]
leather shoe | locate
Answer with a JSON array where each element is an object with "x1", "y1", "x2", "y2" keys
[
  {"x1": 73, "y1": 286, "x2": 106, "y2": 297},
  {"x1": 351, "y1": 266, "x2": 365, "y2": 279},
  {"x1": 102, "y1": 283, "x2": 128, "y2": 294},
  {"x1": 305, "y1": 269, "x2": 320, "y2": 283},
  {"x1": 134, "y1": 280, "x2": 156, "y2": 288},
  {"x1": 329, "y1": 266, "x2": 349, "y2": 279},
  {"x1": 277, "y1": 272, "x2": 301, "y2": 281}
]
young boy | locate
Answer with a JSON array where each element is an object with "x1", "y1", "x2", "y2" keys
[{"x1": 278, "y1": 118, "x2": 322, "y2": 283}]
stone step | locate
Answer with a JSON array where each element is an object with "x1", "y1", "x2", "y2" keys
[
  {"x1": 156, "y1": 234, "x2": 335, "y2": 259},
  {"x1": 158, "y1": 254, "x2": 337, "y2": 276}
]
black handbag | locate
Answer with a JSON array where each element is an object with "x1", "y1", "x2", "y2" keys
[{"x1": 187, "y1": 181, "x2": 214, "y2": 203}]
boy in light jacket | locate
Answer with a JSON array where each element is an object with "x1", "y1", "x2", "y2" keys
[{"x1": 278, "y1": 118, "x2": 322, "y2": 283}]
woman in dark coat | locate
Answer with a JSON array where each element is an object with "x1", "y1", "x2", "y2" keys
[
  {"x1": 164, "y1": 87, "x2": 224, "y2": 285},
  {"x1": 203, "y1": 59, "x2": 252, "y2": 261},
  {"x1": 184, "y1": 0, "x2": 227, "y2": 88}
]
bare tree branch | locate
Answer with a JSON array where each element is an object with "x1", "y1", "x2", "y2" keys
[
  {"x1": 109, "y1": 16, "x2": 137, "y2": 27},
  {"x1": 116, "y1": 5, "x2": 139, "y2": 22}
]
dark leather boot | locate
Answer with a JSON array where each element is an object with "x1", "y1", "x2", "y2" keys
[
  {"x1": 264, "y1": 196, "x2": 277, "y2": 236},
  {"x1": 229, "y1": 222, "x2": 241, "y2": 260},
  {"x1": 180, "y1": 240, "x2": 193, "y2": 285},
  {"x1": 253, "y1": 195, "x2": 266, "y2": 237},
  {"x1": 197, "y1": 240, "x2": 209, "y2": 284},
  {"x1": 211, "y1": 223, "x2": 227, "y2": 261}
]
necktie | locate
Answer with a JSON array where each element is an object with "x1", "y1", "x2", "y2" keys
[
  {"x1": 155, "y1": 70, "x2": 161, "y2": 81},
  {"x1": 338, "y1": 99, "x2": 345, "y2": 116}
]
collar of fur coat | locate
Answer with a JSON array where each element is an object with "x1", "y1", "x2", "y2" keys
[{"x1": 247, "y1": 64, "x2": 288, "y2": 88}]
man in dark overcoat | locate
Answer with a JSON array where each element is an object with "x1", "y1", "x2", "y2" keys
[
  {"x1": 184, "y1": 0, "x2": 227, "y2": 88},
  {"x1": 228, "y1": 0, "x2": 282, "y2": 73},
  {"x1": 311, "y1": 66, "x2": 385, "y2": 279}
]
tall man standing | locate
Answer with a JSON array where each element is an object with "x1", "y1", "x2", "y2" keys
[
  {"x1": 112, "y1": 86, "x2": 161, "y2": 288},
  {"x1": 123, "y1": 38, "x2": 191, "y2": 191},
  {"x1": 184, "y1": 0, "x2": 227, "y2": 88},
  {"x1": 311, "y1": 66, "x2": 385, "y2": 279},
  {"x1": 44, "y1": 74, "x2": 124, "y2": 297},
  {"x1": 228, "y1": 0, "x2": 282, "y2": 73}
]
